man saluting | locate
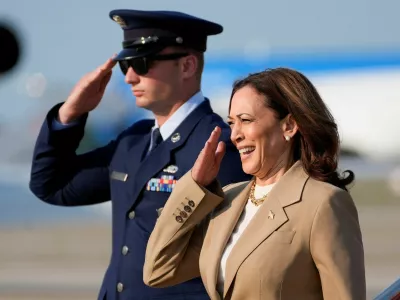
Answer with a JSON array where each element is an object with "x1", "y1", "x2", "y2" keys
[{"x1": 29, "y1": 8, "x2": 250, "y2": 300}]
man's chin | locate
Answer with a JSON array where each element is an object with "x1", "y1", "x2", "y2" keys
[{"x1": 134, "y1": 97, "x2": 148, "y2": 107}]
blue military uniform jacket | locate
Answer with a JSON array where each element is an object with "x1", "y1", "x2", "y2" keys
[{"x1": 29, "y1": 99, "x2": 251, "y2": 300}]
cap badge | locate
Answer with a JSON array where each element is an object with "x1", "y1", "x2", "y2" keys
[{"x1": 112, "y1": 15, "x2": 127, "y2": 28}]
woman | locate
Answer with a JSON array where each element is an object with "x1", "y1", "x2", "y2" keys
[{"x1": 143, "y1": 68, "x2": 366, "y2": 300}]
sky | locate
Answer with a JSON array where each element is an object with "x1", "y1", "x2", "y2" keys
[{"x1": 1, "y1": 0, "x2": 400, "y2": 152}]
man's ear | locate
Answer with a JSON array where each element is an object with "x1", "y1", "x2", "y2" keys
[{"x1": 180, "y1": 54, "x2": 197, "y2": 79}]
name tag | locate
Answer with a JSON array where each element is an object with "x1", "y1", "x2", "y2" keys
[{"x1": 111, "y1": 171, "x2": 128, "y2": 182}]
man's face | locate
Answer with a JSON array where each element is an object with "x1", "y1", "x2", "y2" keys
[{"x1": 123, "y1": 47, "x2": 189, "y2": 113}]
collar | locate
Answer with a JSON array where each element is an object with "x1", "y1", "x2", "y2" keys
[{"x1": 153, "y1": 91, "x2": 205, "y2": 140}]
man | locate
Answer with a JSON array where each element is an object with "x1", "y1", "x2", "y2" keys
[{"x1": 29, "y1": 9, "x2": 250, "y2": 300}]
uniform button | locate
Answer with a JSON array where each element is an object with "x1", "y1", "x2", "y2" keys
[
  {"x1": 117, "y1": 282, "x2": 124, "y2": 292},
  {"x1": 128, "y1": 211, "x2": 136, "y2": 219},
  {"x1": 184, "y1": 205, "x2": 192, "y2": 213},
  {"x1": 175, "y1": 216, "x2": 184, "y2": 223},
  {"x1": 122, "y1": 246, "x2": 129, "y2": 255},
  {"x1": 180, "y1": 211, "x2": 188, "y2": 218},
  {"x1": 188, "y1": 200, "x2": 195, "y2": 207}
]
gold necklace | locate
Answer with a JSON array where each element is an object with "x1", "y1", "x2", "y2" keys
[{"x1": 249, "y1": 181, "x2": 268, "y2": 206}]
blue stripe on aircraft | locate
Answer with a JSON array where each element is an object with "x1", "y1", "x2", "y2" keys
[{"x1": 204, "y1": 51, "x2": 400, "y2": 74}]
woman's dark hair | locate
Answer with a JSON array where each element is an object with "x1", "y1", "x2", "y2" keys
[{"x1": 229, "y1": 67, "x2": 354, "y2": 191}]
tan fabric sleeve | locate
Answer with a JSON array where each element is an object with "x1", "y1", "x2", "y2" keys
[
  {"x1": 143, "y1": 170, "x2": 224, "y2": 288},
  {"x1": 310, "y1": 189, "x2": 366, "y2": 300}
]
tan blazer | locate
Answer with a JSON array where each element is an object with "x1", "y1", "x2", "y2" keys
[{"x1": 144, "y1": 161, "x2": 366, "y2": 300}]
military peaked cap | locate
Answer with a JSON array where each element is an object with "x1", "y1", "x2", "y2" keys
[{"x1": 109, "y1": 9, "x2": 223, "y2": 61}]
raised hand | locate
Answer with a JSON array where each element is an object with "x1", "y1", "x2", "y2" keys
[
  {"x1": 191, "y1": 126, "x2": 226, "y2": 187},
  {"x1": 58, "y1": 55, "x2": 117, "y2": 124}
]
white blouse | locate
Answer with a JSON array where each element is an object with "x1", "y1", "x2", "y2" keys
[{"x1": 216, "y1": 183, "x2": 276, "y2": 295}]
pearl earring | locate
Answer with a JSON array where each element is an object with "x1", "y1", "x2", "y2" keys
[{"x1": 284, "y1": 135, "x2": 290, "y2": 141}]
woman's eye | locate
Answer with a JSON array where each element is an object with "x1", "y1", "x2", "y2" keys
[
  {"x1": 241, "y1": 119, "x2": 251, "y2": 123},
  {"x1": 227, "y1": 121, "x2": 234, "y2": 126}
]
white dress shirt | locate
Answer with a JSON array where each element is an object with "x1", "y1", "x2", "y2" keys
[
  {"x1": 148, "y1": 90, "x2": 205, "y2": 152},
  {"x1": 216, "y1": 183, "x2": 276, "y2": 296}
]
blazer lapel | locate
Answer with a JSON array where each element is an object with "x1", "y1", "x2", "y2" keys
[
  {"x1": 222, "y1": 161, "x2": 309, "y2": 298},
  {"x1": 222, "y1": 195, "x2": 288, "y2": 297},
  {"x1": 202, "y1": 180, "x2": 253, "y2": 298}
]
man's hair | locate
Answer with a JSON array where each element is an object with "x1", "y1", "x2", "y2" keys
[
  {"x1": 192, "y1": 50, "x2": 204, "y2": 81},
  {"x1": 169, "y1": 46, "x2": 204, "y2": 83}
]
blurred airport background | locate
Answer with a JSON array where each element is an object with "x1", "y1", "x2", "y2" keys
[{"x1": 0, "y1": 0, "x2": 399, "y2": 299}]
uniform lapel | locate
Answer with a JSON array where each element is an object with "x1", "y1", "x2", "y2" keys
[
  {"x1": 126, "y1": 99, "x2": 215, "y2": 210},
  {"x1": 221, "y1": 162, "x2": 309, "y2": 298},
  {"x1": 124, "y1": 121, "x2": 154, "y2": 176}
]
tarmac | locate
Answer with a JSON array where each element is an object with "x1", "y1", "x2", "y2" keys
[{"x1": 0, "y1": 204, "x2": 399, "y2": 300}]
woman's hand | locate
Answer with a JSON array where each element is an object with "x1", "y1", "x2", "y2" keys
[{"x1": 191, "y1": 126, "x2": 226, "y2": 186}]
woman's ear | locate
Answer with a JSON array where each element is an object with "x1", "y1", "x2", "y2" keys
[{"x1": 281, "y1": 114, "x2": 298, "y2": 141}]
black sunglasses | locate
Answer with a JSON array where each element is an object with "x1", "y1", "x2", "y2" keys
[{"x1": 118, "y1": 52, "x2": 189, "y2": 76}]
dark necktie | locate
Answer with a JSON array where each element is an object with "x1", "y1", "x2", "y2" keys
[{"x1": 149, "y1": 128, "x2": 163, "y2": 152}]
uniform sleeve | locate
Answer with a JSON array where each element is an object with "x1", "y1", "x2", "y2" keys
[
  {"x1": 143, "y1": 171, "x2": 224, "y2": 288},
  {"x1": 29, "y1": 103, "x2": 117, "y2": 206},
  {"x1": 310, "y1": 189, "x2": 366, "y2": 300},
  {"x1": 51, "y1": 115, "x2": 82, "y2": 130}
]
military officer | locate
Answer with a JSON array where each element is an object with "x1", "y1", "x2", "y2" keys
[{"x1": 29, "y1": 9, "x2": 251, "y2": 300}]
